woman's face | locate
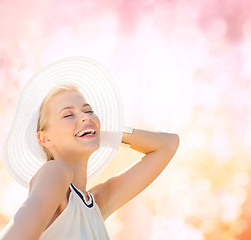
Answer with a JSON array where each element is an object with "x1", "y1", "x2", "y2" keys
[{"x1": 38, "y1": 91, "x2": 101, "y2": 161}]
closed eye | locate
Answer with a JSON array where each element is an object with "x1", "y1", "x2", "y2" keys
[
  {"x1": 63, "y1": 111, "x2": 94, "y2": 118},
  {"x1": 63, "y1": 114, "x2": 73, "y2": 118}
]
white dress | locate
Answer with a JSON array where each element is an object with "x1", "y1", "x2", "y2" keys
[{"x1": 39, "y1": 183, "x2": 110, "y2": 240}]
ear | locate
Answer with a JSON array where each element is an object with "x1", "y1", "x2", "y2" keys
[{"x1": 37, "y1": 130, "x2": 54, "y2": 148}]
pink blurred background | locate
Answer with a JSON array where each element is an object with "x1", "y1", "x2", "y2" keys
[{"x1": 1, "y1": 0, "x2": 251, "y2": 239}]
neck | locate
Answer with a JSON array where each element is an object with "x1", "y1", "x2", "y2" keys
[
  {"x1": 53, "y1": 153, "x2": 90, "y2": 193},
  {"x1": 70, "y1": 161, "x2": 88, "y2": 192}
]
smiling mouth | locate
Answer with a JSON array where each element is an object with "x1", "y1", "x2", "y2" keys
[{"x1": 75, "y1": 132, "x2": 97, "y2": 138}]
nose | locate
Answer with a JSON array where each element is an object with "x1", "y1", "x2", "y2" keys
[{"x1": 78, "y1": 111, "x2": 93, "y2": 124}]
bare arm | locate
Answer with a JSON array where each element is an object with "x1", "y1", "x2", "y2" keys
[
  {"x1": 91, "y1": 128, "x2": 179, "y2": 220},
  {"x1": 0, "y1": 161, "x2": 73, "y2": 240}
]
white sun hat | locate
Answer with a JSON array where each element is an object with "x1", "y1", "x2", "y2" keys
[{"x1": 2, "y1": 56, "x2": 124, "y2": 188}]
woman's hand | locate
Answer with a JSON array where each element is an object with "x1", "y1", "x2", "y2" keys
[{"x1": 122, "y1": 128, "x2": 179, "y2": 154}]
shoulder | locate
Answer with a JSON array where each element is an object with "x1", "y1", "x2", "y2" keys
[
  {"x1": 0, "y1": 161, "x2": 74, "y2": 239},
  {"x1": 27, "y1": 160, "x2": 73, "y2": 225},
  {"x1": 29, "y1": 160, "x2": 73, "y2": 194}
]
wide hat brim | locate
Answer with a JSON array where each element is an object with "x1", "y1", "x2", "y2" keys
[{"x1": 2, "y1": 56, "x2": 124, "y2": 188}]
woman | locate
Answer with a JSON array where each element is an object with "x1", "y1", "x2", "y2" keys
[{"x1": 0, "y1": 57, "x2": 179, "y2": 239}]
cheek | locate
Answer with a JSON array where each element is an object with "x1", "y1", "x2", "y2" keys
[
  {"x1": 53, "y1": 121, "x2": 75, "y2": 137},
  {"x1": 94, "y1": 116, "x2": 101, "y2": 130}
]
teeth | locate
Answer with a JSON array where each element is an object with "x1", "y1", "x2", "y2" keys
[{"x1": 76, "y1": 128, "x2": 95, "y2": 137}]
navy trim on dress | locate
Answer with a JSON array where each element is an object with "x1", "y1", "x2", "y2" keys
[{"x1": 70, "y1": 183, "x2": 94, "y2": 208}]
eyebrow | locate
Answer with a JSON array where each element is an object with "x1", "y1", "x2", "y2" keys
[{"x1": 58, "y1": 103, "x2": 91, "y2": 114}]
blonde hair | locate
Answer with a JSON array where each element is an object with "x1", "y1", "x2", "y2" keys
[{"x1": 37, "y1": 83, "x2": 82, "y2": 161}]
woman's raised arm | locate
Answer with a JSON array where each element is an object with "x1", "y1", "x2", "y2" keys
[
  {"x1": 90, "y1": 128, "x2": 179, "y2": 220},
  {"x1": 0, "y1": 161, "x2": 73, "y2": 240}
]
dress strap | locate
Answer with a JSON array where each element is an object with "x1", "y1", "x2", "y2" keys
[{"x1": 70, "y1": 183, "x2": 94, "y2": 208}]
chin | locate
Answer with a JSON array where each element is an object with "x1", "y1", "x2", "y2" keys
[{"x1": 84, "y1": 142, "x2": 100, "y2": 152}]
